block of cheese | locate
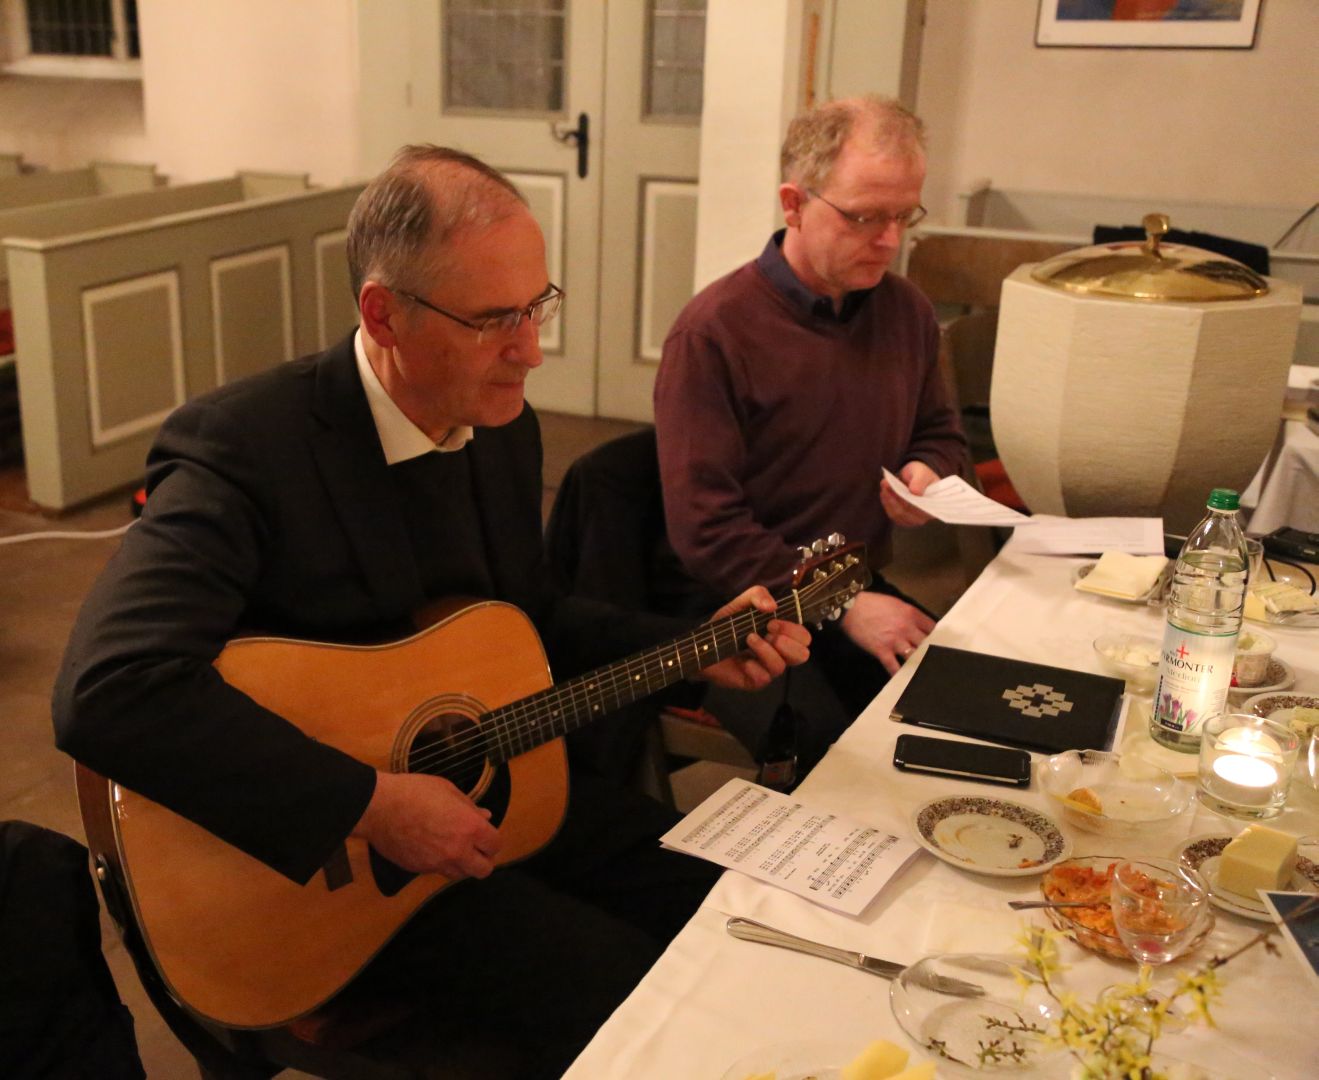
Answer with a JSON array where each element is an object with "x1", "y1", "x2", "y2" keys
[
  {"x1": 841, "y1": 1040, "x2": 909, "y2": 1080},
  {"x1": 1217, "y1": 824, "x2": 1298, "y2": 898}
]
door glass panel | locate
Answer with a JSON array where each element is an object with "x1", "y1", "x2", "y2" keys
[
  {"x1": 645, "y1": 0, "x2": 706, "y2": 120},
  {"x1": 443, "y1": 0, "x2": 567, "y2": 114}
]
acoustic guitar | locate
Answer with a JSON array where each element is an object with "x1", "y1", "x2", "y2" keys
[{"x1": 77, "y1": 539, "x2": 869, "y2": 1029}]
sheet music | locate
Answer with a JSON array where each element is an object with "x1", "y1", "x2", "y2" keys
[
  {"x1": 660, "y1": 779, "x2": 919, "y2": 916},
  {"x1": 1007, "y1": 514, "x2": 1165, "y2": 555},
  {"x1": 882, "y1": 468, "x2": 1032, "y2": 526}
]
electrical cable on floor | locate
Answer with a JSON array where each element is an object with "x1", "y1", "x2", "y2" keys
[{"x1": 0, "y1": 521, "x2": 135, "y2": 545}]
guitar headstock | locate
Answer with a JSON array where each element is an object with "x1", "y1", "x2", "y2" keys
[{"x1": 789, "y1": 534, "x2": 872, "y2": 628}]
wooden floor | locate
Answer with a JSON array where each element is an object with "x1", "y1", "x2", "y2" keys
[{"x1": 0, "y1": 410, "x2": 968, "y2": 1078}]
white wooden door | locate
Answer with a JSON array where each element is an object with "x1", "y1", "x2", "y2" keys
[
  {"x1": 597, "y1": 0, "x2": 705, "y2": 421},
  {"x1": 356, "y1": 1, "x2": 705, "y2": 420}
]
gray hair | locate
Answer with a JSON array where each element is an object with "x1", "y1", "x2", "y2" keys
[
  {"x1": 346, "y1": 144, "x2": 527, "y2": 303},
  {"x1": 780, "y1": 95, "x2": 926, "y2": 189}
]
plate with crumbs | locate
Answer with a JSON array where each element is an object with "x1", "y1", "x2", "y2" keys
[
  {"x1": 911, "y1": 796, "x2": 1070, "y2": 877},
  {"x1": 1175, "y1": 834, "x2": 1319, "y2": 922}
]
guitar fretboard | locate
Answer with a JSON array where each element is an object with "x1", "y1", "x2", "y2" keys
[{"x1": 480, "y1": 600, "x2": 786, "y2": 763}]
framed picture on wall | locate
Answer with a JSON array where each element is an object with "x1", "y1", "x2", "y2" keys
[{"x1": 1036, "y1": 0, "x2": 1262, "y2": 49}]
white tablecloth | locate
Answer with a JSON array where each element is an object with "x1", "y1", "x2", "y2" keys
[
  {"x1": 1246, "y1": 419, "x2": 1319, "y2": 535},
  {"x1": 564, "y1": 546, "x2": 1319, "y2": 1080}
]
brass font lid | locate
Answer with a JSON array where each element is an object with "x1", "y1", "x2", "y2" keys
[{"x1": 1030, "y1": 213, "x2": 1269, "y2": 302}]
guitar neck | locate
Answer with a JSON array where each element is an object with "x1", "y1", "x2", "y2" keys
[{"x1": 477, "y1": 597, "x2": 794, "y2": 765}]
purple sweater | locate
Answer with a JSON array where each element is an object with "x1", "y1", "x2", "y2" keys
[{"x1": 654, "y1": 232, "x2": 966, "y2": 596}]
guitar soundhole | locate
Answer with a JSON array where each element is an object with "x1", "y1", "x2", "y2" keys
[
  {"x1": 408, "y1": 712, "x2": 489, "y2": 795},
  {"x1": 370, "y1": 711, "x2": 511, "y2": 898}
]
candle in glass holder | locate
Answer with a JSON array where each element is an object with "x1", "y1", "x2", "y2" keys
[
  {"x1": 1209, "y1": 754, "x2": 1277, "y2": 806},
  {"x1": 1197, "y1": 713, "x2": 1299, "y2": 821}
]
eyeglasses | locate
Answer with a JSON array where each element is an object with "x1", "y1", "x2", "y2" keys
[
  {"x1": 805, "y1": 189, "x2": 927, "y2": 232},
  {"x1": 396, "y1": 283, "x2": 564, "y2": 344}
]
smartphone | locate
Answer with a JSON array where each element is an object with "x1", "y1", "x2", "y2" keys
[{"x1": 893, "y1": 733, "x2": 1031, "y2": 787}]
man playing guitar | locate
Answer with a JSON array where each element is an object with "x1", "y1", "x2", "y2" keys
[{"x1": 54, "y1": 146, "x2": 810, "y2": 1077}]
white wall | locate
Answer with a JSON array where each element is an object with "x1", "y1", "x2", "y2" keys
[
  {"x1": 915, "y1": 0, "x2": 1319, "y2": 225},
  {"x1": 137, "y1": 0, "x2": 361, "y2": 186},
  {"x1": 0, "y1": 76, "x2": 151, "y2": 170}
]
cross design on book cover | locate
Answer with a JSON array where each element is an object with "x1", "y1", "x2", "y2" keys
[{"x1": 1002, "y1": 683, "x2": 1076, "y2": 719}]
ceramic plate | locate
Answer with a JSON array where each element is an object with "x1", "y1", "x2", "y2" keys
[
  {"x1": 1073, "y1": 562, "x2": 1169, "y2": 606},
  {"x1": 1176, "y1": 834, "x2": 1319, "y2": 922},
  {"x1": 911, "y1": 796, "x2": 1070, "y2": 876},
  {"x1": 1241, "y1": 691, "x2": 1319, "y2": 732},
  {"x1": 1226, "y1": 657, "x2": 1294, "y2": 705}
]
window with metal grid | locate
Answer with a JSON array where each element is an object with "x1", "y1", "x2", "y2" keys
[
  {"x1": 443, "y1": 0, "x2": 566, "y2": 114},
  {"x1": 646, "y1": 0, "x2": 706, "y2": 120},
  {"x1": 24, "y1": 0, "x2": 139, "y2": 59}
]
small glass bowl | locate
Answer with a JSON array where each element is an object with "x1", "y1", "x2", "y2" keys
[
  {"x1": 1039, "y1": 749, "x2": 1193, "y2": 837},
  {"x1": 1039, "y1": 856, "x2": 1214, "y2": 962},
  {"x1": 1092, "y1": 633, "x2": 1161, "y2": 692}
]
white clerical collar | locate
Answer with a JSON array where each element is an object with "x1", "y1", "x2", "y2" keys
[{"x1": 353, "y1": 328, "x2": 474, "y2": 464}]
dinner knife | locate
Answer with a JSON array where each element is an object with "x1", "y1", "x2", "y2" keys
[{"x1": 724, "y1": 917, "x2": 983, "y2": 997}]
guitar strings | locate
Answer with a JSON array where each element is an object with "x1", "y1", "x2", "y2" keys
[
  {"x1": 402, "y1": 571, "x2": 847, "y2": 778},
  {"x1": 402, "y1": 573, "x2": 847, "y2": 780},
  {"x1": 401, "y1": 603, "x2": 773, "y2": 778}
]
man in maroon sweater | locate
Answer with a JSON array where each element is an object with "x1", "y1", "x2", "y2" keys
[{"x1": 654, "y1": 96, "x2": 967, "y2": 771}]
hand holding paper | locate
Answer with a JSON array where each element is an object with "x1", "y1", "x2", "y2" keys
[{"x1": 882, "y1": 468, "x2": 1031, "y2": 527}]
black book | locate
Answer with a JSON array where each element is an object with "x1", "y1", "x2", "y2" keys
[{"x1": 890, "y1": 645, "x2": 1124, "y2": 754}]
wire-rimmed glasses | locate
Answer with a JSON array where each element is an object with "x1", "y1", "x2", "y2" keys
[
  {"x1": 805, "y1": 188, "x2": 927, "y2": 233},
  {"x1": 397, "y1": 284, "x2": 564, "y2": 344}
]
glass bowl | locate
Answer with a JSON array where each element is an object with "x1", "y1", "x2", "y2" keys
[
  {"x1": 1039, "y1": 856, "x2": 1214, "y2": 962},
  {"x1": 1039, "y1": 749, "x2": 1193, "y2": 837},
  {"x1": 1092, "y1": 633, "x2": 1161, "y2": 692}
]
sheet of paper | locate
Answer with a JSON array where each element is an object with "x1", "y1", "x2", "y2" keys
[
  {"x1": 882, "y1": 468, "x2": 1032, "y2": 526},
  {"x1": 1008, "y1": 514, "x2": 1165, "y2": 555},
  {"x1": 660, "y1": 779, "x2": 919, "y2": 916}
]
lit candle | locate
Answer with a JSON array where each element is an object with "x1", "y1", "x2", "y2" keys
[
  {"x1": 1219, "y1": 726, "x2": 1282, "y2": 756},
  {"x1": 1210, "y1": 753, "x2": 1278, "y2": 807}
]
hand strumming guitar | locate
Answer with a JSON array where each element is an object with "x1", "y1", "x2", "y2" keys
[{"x1": 352, "y1": 770, "x2": 502, "y2": 881}]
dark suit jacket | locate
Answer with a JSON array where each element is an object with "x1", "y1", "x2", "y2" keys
[{"x1": 52, "y1": 334, "x2": 678, "y2": 883}]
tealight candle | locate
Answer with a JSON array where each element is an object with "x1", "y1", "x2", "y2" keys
[
  {"x1": 1209, "y1": 753, "x2": 1277, "y2": 806},
  {"x1": 1197, "y1": 713, "x2": 1299, "y2": 821}
]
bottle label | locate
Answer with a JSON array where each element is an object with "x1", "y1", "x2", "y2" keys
[{"x1": 1151, "y1": 625, "x2": 1237, "y2": 735}]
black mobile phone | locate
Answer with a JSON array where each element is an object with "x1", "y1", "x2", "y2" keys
[{"x1": 893, "y1": 733, "x2": 1031, "y2": 788}]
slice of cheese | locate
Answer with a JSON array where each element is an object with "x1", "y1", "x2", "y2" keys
[
  {"x1": 841, "y1": 1040, "x2": 909, "y2": 1080},
  {"x1": 1217, "y1": 824, "x2": 1298, "y2": 898}
]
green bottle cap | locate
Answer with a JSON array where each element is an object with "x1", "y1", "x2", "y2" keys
[{"x1": 1206, "y1": 488, "x2": 1240, "y2": 510}]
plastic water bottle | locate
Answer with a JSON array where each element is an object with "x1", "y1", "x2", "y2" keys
[{"x1": 1150, "y1": 488, "x2": 1249, "y2": 752}]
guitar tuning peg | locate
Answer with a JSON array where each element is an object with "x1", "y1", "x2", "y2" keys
[
  {"x1": 827, "y1": 532, "x2": 844, "y2": 549},
  {"x1": 812, "y1": 567, "x2": 827, "y2": 583},
  {"x1": 798, "y1": 546, "x2": 813, "y2": 561},
  {"x1": 827, "y1": 608, "x2": 841, "y2": 620},
  {"x1": 814, "y1": 621, "x2": 825, "y2": 631},
  {"x1": 811, "y1": 538, "x2": 826, "y2": 555}
]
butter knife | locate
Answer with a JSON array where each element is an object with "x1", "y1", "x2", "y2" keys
[{"x1": 724, "y1": 917, "x2": 983, "y2": 997}]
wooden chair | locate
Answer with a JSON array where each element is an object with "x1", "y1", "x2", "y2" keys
[{"x1": 544, "y1": 428, "x2": 756, "y2": 801}]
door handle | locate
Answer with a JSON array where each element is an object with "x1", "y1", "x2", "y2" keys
[{"x1": 551, "y1": 112, "x2": 590, "y2": 179}]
